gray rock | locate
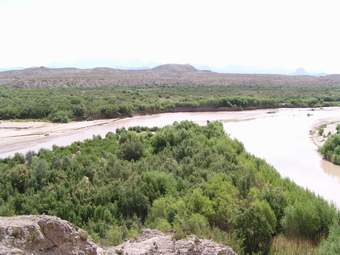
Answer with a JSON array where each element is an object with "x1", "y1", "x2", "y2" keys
[
  {"x1": 105, "y1": 229, "x2": 237, "y2": 255},
  {"x1": 0, "y1": 215, "x2": 102, "y2": 255},
  {"x1": 0, "y1": 216, "x2": 237, "y2": 255}
]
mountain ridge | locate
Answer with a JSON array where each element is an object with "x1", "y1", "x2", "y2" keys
[{"x1": 1, "y1": 63, "x2": 340, "y2": 88}]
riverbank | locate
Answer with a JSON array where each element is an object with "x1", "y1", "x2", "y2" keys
[
  {"x1": 310, "y1": 120, "x2": 340, "y2": 148},
  {"x1": 0, "y1": 118, "x2": 119, "y2": 158},
  {"x1": 1, "y1": 104, "x2": 282, "y2": 124},
  {"x1": 3, "y1": 107, "x2": 340, "y2": 207},
  {"x1": 2, "y1": 85, "x2": 339, "y2": 123},
  {"x1": 0, "y1": 108, "x2": 275, "y2": 159},
  {"x1": 0, "y1": 107, "x2": 335, "y2": 160}
]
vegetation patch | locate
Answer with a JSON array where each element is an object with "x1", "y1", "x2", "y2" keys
[
  {"x1": 0, "y1": 121, "x2": 339, "y2": 254},
  {"x1": 320, "y1": 126, "x2": 340, "y2": 165},
  {"x1": 1, "y1": 85, "x2": 340, "y2": 122}
]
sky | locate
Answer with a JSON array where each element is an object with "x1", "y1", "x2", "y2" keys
[{"x1": 1, "y1": 0, "x2": 340, "y2": 74}]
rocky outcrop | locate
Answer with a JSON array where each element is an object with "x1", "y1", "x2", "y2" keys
[
  {"x1": 107, "y1": 229, "x2": 237, "y2": 255},
  {"x1": 0, "y1": 216, "x2": 237, "y2": 255},
  {"x1": 0, "y1": 215, "x2": 101, "y2": 255}
]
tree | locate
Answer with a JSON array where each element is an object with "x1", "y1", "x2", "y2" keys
[
  {"x1": 262, "y1": 187, "x2": 287, "y2": 231},
  {"x1": 119, "y1": 134, "x2": 145, "y2": 161},
  {"x1": 7, "y1": 165, "x2": 30, "y2": 193},
  {"x1": 31, "y1": 159, "x2": 50, "y2": 189},
  {"x1": 106, "y1": 224, "x2": 125, "y2": 245},
  {"x1": 317, "y1": 224, "x2": 340, "y2": 255},
  {"x1": 72, "y1": 104, "x2": 87, "y2": 119},
  {"x1": 204, "y1": 174, "x2": 239, "y2": 230},
  {"x1": 49, "y1": 111, "x2": 70, "y2": 123},
  {"x1": 282, "y1": 199, "x2": 336, "y2": 241},
  {"x1": 141, "y1": 171, "x2": 177, "y2": 203},
  {"x1": 234, "y1": 200, "x2": 276, "y2": 255}
]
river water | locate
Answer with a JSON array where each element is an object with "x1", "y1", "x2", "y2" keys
[{"x1": 1, "y1": 107, "x2": 340, "y2": 206}]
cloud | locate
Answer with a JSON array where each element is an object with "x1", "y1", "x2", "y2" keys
[{"x1": 1, "y1": 0, "x2": 340, "y2": 73}]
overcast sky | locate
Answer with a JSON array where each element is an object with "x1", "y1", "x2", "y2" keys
[{"x1": 1, "y1": 0, "x2": 340, "y2": 73}]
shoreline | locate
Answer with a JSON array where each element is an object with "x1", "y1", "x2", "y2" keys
[
  {"x1": 0, "y1": 104, "x2": 321, "y2": 124},
  {"x1": 0, "y1": 107, "x2": 289, "y2": 159},
  {"x1": 310, "y1": 119, "x2": 340, "y2": 172},
  {"x1": 3, "y1": 106, "x2": 340, "y2": 207},
  {"x1": 310, "y1": 119, "x2": 340, "y2": 148},
  {"x1": 0, "y1": 106, "x2": 339, "y2": 160}
]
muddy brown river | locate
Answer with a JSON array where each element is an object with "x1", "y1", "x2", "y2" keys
[{"x1": 1, "y1": 107, "x2": 340, "y2": 206}]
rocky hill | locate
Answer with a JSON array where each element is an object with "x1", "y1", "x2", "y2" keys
[
  {"x1": 1, "y1": 64, "x2": 340, "y2": 88},
  {"x1": 0, "y1": 215, "x2": 237, "y2": 255}
]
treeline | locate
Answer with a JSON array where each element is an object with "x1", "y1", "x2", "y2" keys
[
  {"x1": 0, "y1": 121, "x2": 339, "y2": 254},
  {"x1": 0, "y1": 85, "x2": 339, "y2": 122}
]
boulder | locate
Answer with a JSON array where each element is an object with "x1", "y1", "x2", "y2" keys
[
  {"x1": 0, "y1": 215, "x2": 101, "y2": 255},
  {"x1": 106, "y1": 229, "x2": 237, "y2": 255},
  {"x1": 0, "y1": 216, "x2": 237, "y2": 255}
]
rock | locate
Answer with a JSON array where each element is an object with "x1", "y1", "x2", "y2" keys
[
  {"x1": 0, "y1": 215, "x2": 102, "y2": 255},
  {"x1": 0, "y1": 216, "x2": 237, "y2": 255},
  {"x1": 106, "y1": 229, "x2": 237, "y2": 255}
]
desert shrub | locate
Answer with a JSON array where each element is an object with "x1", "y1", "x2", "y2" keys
[
  {"x1": 118, "y1": 134, "x2": 145, "y2": 161},
  {"x1": 317, "y1": 224, "x2": 340, "y2": 255},
  {"x1": 0, "y1": 121, "x2": 336, "y2": 253},
  {"x1": 234, "y1": 200, "x2": 277, "y2": 254},
  {"x1": 282, "y1": 199, "x2": 336, "y2": 241},
  {"x1": 49, "y1": 111, "x2": 70, "y2": 123}
]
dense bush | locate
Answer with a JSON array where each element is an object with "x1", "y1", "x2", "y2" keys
[
  {"x1": 320, "y1": 134, "x2": 340, "y2": 165},
  {"x1": 48, "y1": 111, "x2": 70, "y2": 123},
  {"x1": 317, "y1": 224, "x2": 340, "y2": 255},
  {"x1": 234, "y1": 200, "x2": 277, "y2": 254},
  {"x1": 118, "y1": 132, "x2": 145, "y2": 161},
  {"x1": 0, "y1": 121, "x2": 337, "y2": 254},
  {"x1": 282, "y1": 198, "x2": 336, "y2": 241}
]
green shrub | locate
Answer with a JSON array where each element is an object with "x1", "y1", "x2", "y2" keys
[
  {"x1": 150, "y1": 218, "x2": 172, "y2": 232},
  {"x1": 7, "y1": 164, "x2": 30, "y2": 193},
  {"x1": 106, "y1": 224, "x2": 125, "y2": 245},
  {"x1": 141, "y1": 171, "x2": 177, "y2": 203},
  {"x1": 0, "y1": 121, "x2": 336, "y2": 253},
  {"x1": 320, "y1": 134, "x2": 340, "y2": 165},
  {"x1": 118, "y1": 134, "x2": 145, "y2": 161},
  {"x1": 186, "y1": 213, "x2": 209, "y2": 236},
  {"x1": 49, "y1": 111, "x2": 70, "y2": 123},
  {"x1": 234, "y1": 200, "x2": 277, "y2": 254},
  {"x1": 317, "y1": 224, "x2": 340, "y2": 255},
  {"x1": 282, "y1": 199, "x2": 336, "y2": 241}
]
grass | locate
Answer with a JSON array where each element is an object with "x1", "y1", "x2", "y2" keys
[{"x1": 271, "y1": 235, "x2": 317, "y2": 255}]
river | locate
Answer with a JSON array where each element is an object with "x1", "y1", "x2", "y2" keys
[{"x1": 1, "y1": 107, "x2": 340, "y2": 206}]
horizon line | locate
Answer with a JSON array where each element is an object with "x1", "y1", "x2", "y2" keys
[{"x1": 0, "y1": 63, "x2": 330, "y2": 77}]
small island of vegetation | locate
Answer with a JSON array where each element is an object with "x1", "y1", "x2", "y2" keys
[{"x1": 320, "y1": 125, "x2": 340, "y2": 165}]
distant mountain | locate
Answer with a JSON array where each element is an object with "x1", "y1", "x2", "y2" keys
[
  {"x1": 290, "y1": 67, "x2": 325, "y2": 76},
  {"x1": 293, "y1": 68, "x2": 309, "y2": 76},
  {"x1": 152, "y1": 64, "x2": 197, "y2": 73},
  {"x1": 0, "y1": 63, "x2": 339, "y2": 88}
]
